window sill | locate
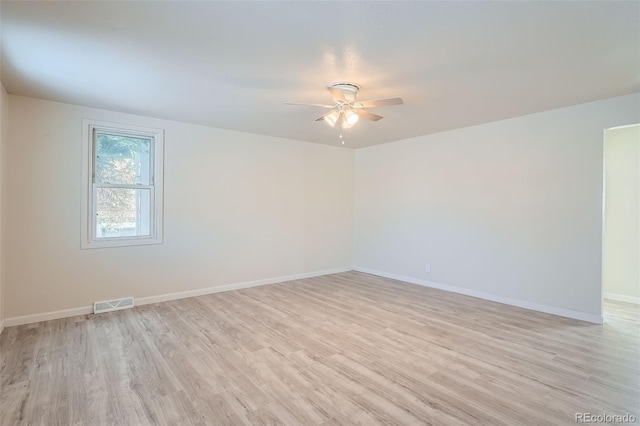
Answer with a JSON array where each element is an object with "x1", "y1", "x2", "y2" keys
[{"x1": 81, "y1": 236, "x2": 163, "y2": 249}]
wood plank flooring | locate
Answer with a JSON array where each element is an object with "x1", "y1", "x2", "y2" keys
[{"x1": 1, "y1": 271, "x2": 638, "y2": 425}]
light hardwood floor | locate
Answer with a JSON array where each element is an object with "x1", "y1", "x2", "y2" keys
[{"x1": 1, "y1": 272, "x2": 638, "y2": 425}]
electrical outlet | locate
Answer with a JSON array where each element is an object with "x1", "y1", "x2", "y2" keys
[{"x1": 424, "y1": 263, "x2": 431, "y2": 273}]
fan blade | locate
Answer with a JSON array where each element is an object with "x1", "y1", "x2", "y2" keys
[
  {"x1": 284, "y1": 102, "x2": 334, "y2": 108},
  {"x1": 357, "y1": 97, "x2": 404, "y2": 108},
  {"x1": 357, "y1": 109, "x2": 383, "y2": 121},
  {"x1": 328, "y1": 87, "x2": 346, "y2": 102}
]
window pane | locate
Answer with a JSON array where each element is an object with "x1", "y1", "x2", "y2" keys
[
  {"x1": 96, "y1": 187, "x2": 151, "y2": 238},
  {"x1": 95, "y1": 133, "x2": 151, "y2": 185}
]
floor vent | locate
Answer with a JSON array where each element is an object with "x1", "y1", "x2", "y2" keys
[{"x1": 93, "y1": 297, "x2": 134, "y2": 314}]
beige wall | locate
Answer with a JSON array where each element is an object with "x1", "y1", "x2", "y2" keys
[
  {"x1": 603, "y1": 125, "x2": 640, "y2": 301},
  {"x1": 4, "y1": 95, "x2": 354, "y2": 319},
  {"x1": 354, "y1": 93, "x2": 640, "y2": 320},
  {"x1": 4, "y1": 91, "x2": 639, "y2": 323}
]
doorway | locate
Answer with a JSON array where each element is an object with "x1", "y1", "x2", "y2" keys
[{"x1": 602, "y1": 124, "x2": 640, "y2": 322}]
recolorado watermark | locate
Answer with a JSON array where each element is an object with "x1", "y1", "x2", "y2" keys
[{"x1": 576, "y1": 413, "x2": 637, "y2": 423}]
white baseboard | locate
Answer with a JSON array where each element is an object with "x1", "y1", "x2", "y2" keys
[
  {"x1": 3, "y1": 266, "x2": 352, "y2": 328},
  {"x1": 135, "y1": 266, "x2": 352, "y2": 307},
  {"x1": 353, "y1": 266, "x2": 604, "y2": 324},
  {"x1": 603, "y1": 292, "x2": 640, "y2": 305},
  {"x1": 4, "y1": 306, "x2": 94, "y2": 327},
  {"x1": 3, "y1": 265, "x2": 607, "y2": 328}
]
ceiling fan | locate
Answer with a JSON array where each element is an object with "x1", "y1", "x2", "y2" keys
[{"x1": 285, "y1": 82, "x2": 403, "y2": 129}]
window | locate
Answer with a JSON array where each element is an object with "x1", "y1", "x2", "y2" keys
[{"x1": 81, "y1": 120, "x2": 164, "y2": 248}]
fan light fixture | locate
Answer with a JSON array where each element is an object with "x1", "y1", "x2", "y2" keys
[
  {"x1": 323, "y1": 110, "x2": 340, "y2": 127},
  {"x1": 342, "y1": 109, "x2": 359, "y2": 129}
]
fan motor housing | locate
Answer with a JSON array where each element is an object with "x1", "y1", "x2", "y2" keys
[{"x1": 330, "y1": 82, "x2": 361, "y2": 103}]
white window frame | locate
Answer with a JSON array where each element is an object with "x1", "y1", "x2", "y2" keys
[{"x1": 81, "y1": 119, "x2": 164, "y2": 249}]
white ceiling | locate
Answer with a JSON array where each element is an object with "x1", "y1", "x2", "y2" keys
[{"x1": 1, "y1": 1, "x2": 639, "y2": 148}]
